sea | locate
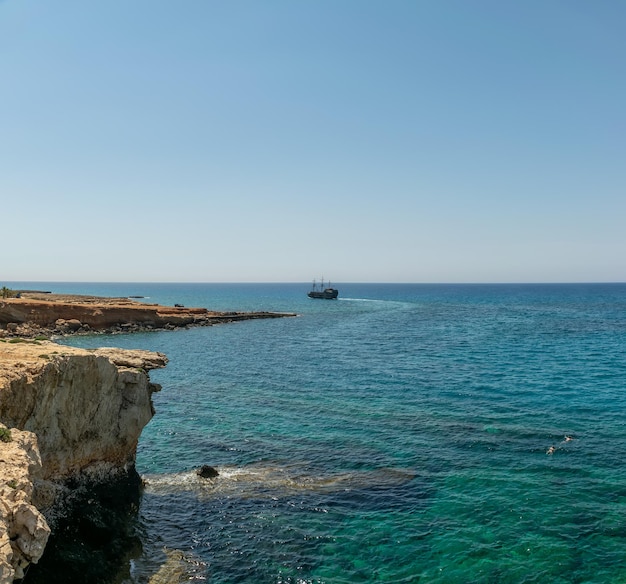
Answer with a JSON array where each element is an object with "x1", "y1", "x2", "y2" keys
[{"x1": 9, "y1": 282, "x2": 626, "y2": 583}]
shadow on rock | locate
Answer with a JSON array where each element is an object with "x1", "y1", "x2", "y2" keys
[{"x1": 19, "y1": 471, "x2": 144, "y2": 584}]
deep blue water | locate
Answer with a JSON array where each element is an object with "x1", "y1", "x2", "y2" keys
[{"x1": 13, "y1": 282, "x2": 626, "y2": 583}]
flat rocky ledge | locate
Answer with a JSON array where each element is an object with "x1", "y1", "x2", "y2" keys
[{"x1": 0, "y1": 292, "x2": 296, "y2": 339}]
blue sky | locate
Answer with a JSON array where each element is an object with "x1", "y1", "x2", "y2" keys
[{"x1": 1, "y1": 0, "x2": 624, "y2": 282}]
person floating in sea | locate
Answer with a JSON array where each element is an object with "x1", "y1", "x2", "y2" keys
[{"x1": 546, "y1": 435, "x2": 575, "y2": 455}]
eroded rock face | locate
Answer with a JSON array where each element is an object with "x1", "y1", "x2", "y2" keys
[
  {"x1": 0, "y1": 425, "x2": 50, "y2": 581},
  {"x1": 0, "y1": 297, "x2": 205, "y2": 329},
  {"x1": 0, "y1": 341, "x2": 167, "y2": 581},
  {"x1": 0, "y1": 342, "x2": 166, "y2": 484}
]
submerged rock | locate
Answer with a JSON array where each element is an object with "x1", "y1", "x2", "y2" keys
[
  {"x1": 148, "y1": 548, "x2": 205, "y2": 584},
  {"x1": 145, "y1": 463, "x2": 417, "y2": 501}
]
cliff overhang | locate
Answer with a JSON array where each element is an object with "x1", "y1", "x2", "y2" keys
[{"x1": 0, "y1": 340, "x2": 167, "y2": 581}]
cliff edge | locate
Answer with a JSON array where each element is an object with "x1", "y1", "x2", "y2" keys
[{"x1": 0, "y1": 340, "x2": 167, "y2": 582}]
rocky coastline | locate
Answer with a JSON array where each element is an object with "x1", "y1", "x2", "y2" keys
[
  {"x1": 0, "y1": 340, "x2": 166, "y2": 582},
  {"x1": 0, "y1": 294, "x2": 294, "y2": 582},
  {"x1": 0, "y1": 292, "x2": 296, "y2": 339}
]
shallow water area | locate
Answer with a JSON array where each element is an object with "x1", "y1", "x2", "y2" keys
[{"x1": 16, "y1": 281, "x2": 626, "y2": 583}]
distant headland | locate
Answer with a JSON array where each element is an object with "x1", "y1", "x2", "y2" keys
[{"x1": 0, "y1": 291, "x2": 296, "y2": 339}]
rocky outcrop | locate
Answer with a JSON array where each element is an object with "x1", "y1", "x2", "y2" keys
[
  {"x1": 0, "y1": 341, "x2": 166, "y2": 484},
  {"x1": 0, "y1": 340, "x2": 167, "y2": 581},
  {"x1": 0, "y1": 292, "x2": 294, "y2": 582},
  {"x1": 0, "y1": 297, "x2": 204, "y2": 330},
  {"x1": 0, "y1": 426, "x2": 50, "y2": 582},
  {"x1": 0, "y1": 294, "x2": 295, "y2": 339}
]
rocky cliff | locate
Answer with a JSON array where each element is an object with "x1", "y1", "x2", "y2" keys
[
  {"x1": 0, "y1": 339, "x2": 167, "y2": 582},
  {"x1": 0, "y1": 296, "x2": 205, "y2": 330},
  {"x1": 0, "y1": 426, "x2": 49, "y2": 582}
]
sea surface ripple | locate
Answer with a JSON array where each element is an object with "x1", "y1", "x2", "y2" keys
[{"x1": 47, "y1": 282, "x2": 626, "y2": 583}]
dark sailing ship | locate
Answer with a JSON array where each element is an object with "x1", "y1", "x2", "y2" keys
[{"x1": 307, "y1": 278, "x2": 339, "y2": 299}]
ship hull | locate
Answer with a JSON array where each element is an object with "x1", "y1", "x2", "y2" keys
[{"x1": 308, "y1": 288, "x2": 339, "y2": 299}]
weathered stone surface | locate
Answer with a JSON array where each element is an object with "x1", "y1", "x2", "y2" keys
[
  {"x1": 0, "y1": 297, "x2": 202, "y2": 329},
  {"x1": 0, "y1": 425, "x2": 50, "y2": 581},
  {"x1": 0, "y1": 293, "x2": 295, "y2": 339},
  {"x1": 0, "y1": 341, "x2": 167, "y2": 581},
  {"x1": 0, "y1": 341, "x2": 166, "y2": 483}
]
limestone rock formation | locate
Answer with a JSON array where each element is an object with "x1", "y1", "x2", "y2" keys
[
  {"x1": 0, "y1": 340, "x2": 167, "y2": 581},
  {"x1": 0, "y1": 425, "x2": 50, "y2": 581},
  {"x1": 0, "y1": 341, "x2": 166, "y2": 484},
  {"x1": 0, "y1": 293, "x2": 295, "y2": 339}
]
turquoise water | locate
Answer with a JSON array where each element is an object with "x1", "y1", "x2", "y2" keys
[{"x1": 23, "y1": 282, "x2": 626, "y2": 582}]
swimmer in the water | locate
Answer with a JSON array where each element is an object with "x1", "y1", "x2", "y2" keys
[{"x1": 547, "y1": 435, "x2": 577, "y2": 455}]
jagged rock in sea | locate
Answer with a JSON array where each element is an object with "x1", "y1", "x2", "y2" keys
[
  {"x1": 196, "y1": 465, "x2": 219, "y2": 479},
  {"x1": 0, "y1": 340, "x2": 167, "y2": 583}
]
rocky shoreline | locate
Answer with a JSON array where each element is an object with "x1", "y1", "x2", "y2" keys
[
  {"x1": 0, "y1": 292, "x2": 296, "y2": 339},
  {"x1": 0, "y1": 341, "x2": 167, "y2": 582},
  {"x1": 0, "y1": 293, "x2": 295, "y2": 582}
]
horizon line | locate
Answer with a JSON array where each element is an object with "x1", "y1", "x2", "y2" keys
[{"x1": 3, "y1": 280, "x2": 625, "y2": 286}]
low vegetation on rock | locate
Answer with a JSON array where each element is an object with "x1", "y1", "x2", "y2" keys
[{"x1": 0, "y1": 427, "x2": 12, "y2": 443}]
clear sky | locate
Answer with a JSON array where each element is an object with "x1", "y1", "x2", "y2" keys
[{"x1": 1, "y1": 0, "x2": 624, "y2": 283}]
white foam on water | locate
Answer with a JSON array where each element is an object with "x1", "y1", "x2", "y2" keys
[{"x1": 142, "y1": 464, "x2": 415, "y2": 500}]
